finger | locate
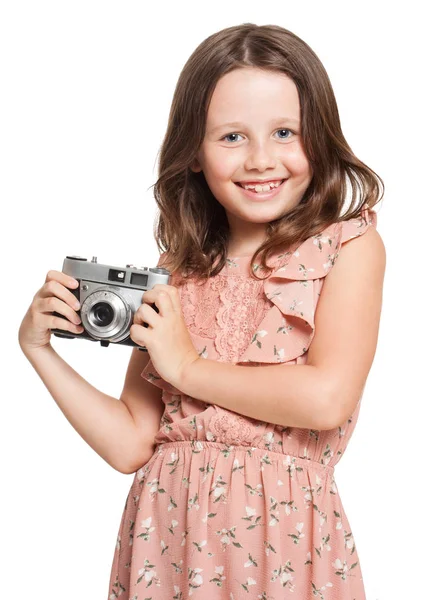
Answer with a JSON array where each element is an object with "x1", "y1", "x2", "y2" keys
[
  {"x1": 46, "y1": 269, "x2": 79, "y2": 289},
  {"x1": 40, "y1": 279, "x2": 81, "y2": 313},
  {"x1": 161, "y1": 285, "x2": 182, "y2": 311},
  {"x1": 153, "y1": 290, "x2": 176, "y2": 318},
  {"x1": 141, "y1": 289, "x2": 174, "y2": 316},
  {"x1": 130, "y1": 323, "x2": 148, "y2": 347},
  {"x1": 144, "y1": 285, "x2": 180, "y2": 313},
  {"x1": 133, "y1": 302, "x2": 160, "y2": 327},
  {"x1": 39, "y1": 295, "x2": 82, "y2": 325}
]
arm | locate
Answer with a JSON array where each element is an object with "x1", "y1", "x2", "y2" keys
[
  {"x1": 179, "y1": 360, "x2": 332, "y2": 430},
  {"x1": 119, "y1": 347, "x2": 165, "y2": 473},
  {"x1": 179, "y1": 226, "x2": 386, "y2": 430},
  {"x1": 306, "y1": 225, "x2": 386, "y2": 424},
  {"x1": 20, "y1": 343, "x2": 158, "y2": 474}
]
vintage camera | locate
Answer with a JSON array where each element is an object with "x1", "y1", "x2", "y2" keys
[{"x1": 51, "y1": 255, "x2": 171, "y2": 352}]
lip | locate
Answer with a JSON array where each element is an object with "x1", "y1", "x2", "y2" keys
[
  {"x1": 236, "y1": 177, "x2": 286, "y2": 184},
  {"x1": 235, "y1": 178, "x2": 288, "y2": 201}
]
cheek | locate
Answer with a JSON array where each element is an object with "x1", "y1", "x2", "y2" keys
[
  {"x1": 285, "y1": 146, "x2": 312, "y2": 178},
  {"x1": 202, "y1": 146, "x2": 238, "y2": 180},
  {"x1": 206, "y1": 164, "x2": 234, "y2": 185}
]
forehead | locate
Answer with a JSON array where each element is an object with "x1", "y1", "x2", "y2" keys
[{"x1": 206, "y1": 68, "x2": 300, "y2": 126}]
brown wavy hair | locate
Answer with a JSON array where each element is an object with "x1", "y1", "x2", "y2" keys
[{"x1": 148, "y1": 23, "x2": 384, "y2": 284}]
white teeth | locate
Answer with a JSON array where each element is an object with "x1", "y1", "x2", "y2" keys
[{"x1": 240, "y1": 180, "x2": 283, "y2": 192}]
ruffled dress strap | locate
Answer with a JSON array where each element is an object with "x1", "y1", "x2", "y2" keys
[{"x1": 341, "y1": 203, "x2": 377, "y2": 243}]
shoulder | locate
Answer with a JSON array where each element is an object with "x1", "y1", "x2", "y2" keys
[
  {"x1": 335, "y1": 210, "x2": 386, "y2": 283},
  {"x1": 321, "y1": 208, "x2": 386, "y2": 312}
]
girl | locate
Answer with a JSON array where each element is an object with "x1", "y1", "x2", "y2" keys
[{"x1": 19, "y1": 23, "x2": 385, "y2": 600}]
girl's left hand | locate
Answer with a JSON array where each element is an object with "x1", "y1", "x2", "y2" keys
[{"x1": 129, "y1": 284, "x2": 200, "y2": 389}]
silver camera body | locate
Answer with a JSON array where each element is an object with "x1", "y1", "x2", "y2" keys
[{"x1": 51, "y1": 255, "x2": 171, "y2": 352}]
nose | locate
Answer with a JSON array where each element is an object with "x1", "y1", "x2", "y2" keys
[{"x1": 244, "y1": 140, "x2": 277, "y2": 172}]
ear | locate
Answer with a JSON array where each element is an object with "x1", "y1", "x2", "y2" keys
[{"x1": 190, "y1": 156, "x2": 202, "y2": 173}]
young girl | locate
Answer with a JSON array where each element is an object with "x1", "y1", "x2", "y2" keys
[{"x1": 19, "y1": 23, "x2": 385, "y2": 600}]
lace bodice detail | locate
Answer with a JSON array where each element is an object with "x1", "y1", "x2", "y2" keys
[{"x1": 180, "y1": 275, "x2": 272, "y2": 363}]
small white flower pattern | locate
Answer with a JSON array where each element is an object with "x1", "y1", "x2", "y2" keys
[{"x1": 108, "y1": 206, "x2": 377, "y2": 599}]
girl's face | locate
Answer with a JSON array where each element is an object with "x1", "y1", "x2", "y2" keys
[{"x1": 191, "y1": 67, "x2": 313, "y2": 255}]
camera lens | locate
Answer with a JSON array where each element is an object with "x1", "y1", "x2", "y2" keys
[{"x1": 91, "y1": 302, "x2": 114, "y2": 327}]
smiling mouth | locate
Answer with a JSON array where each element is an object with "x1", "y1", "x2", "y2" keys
[{"x1": 234, "y1": 178, "x2": 288, "y2": 192}]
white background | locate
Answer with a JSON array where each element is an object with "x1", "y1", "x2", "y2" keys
[{"x1": 2, "y1": 1, "x2": 433, "y2": 599}]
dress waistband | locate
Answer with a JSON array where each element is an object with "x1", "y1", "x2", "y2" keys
[{"x1": 155, "y1": 440, "x2": 335, "y2": 476}]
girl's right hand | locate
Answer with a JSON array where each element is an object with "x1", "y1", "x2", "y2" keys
[{"x1": 18, "y1": 270, "x2": 85, "y2": 353}]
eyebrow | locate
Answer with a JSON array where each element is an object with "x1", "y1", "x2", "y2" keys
[{"x1": 208, "y1": 117, "x2": 300, "y2": 134}]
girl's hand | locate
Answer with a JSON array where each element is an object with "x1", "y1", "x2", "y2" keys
[
  {"x1": 129, "y1": 284, "x2": 200, "y2": 389},
  {"x1": 18, "y1": 270, "x2": 84, "y2": 354}
]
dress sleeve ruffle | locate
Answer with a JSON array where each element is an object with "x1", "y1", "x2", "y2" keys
[
  {"x1": 140, "y1": 205, "x2": 378, "y2": 389},
  {"x1": 238, "y1": 203, "x2": 378, "y2": 364},
  {"x1": 141, "y1": 359, "x2": 181, "y2": 395}
]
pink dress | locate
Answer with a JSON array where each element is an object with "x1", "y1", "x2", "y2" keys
[{"x1": 108, "y1": 205, "x2": 377, "y2": 599}]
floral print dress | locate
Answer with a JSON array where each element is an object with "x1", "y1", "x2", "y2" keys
[{"x1": 108, "y1": 205, "x2": 378, "y2": 599}]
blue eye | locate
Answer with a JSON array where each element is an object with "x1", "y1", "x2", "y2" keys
[
  {"x1": 276, "y1": 128, "x2": 294, "y2": 139},
  {"x1": 222, "y1": 133, "x2": 242, "y2": 143},
  {"x1": 221, "y1": 128, "x2": 295, "y2": 143}
]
